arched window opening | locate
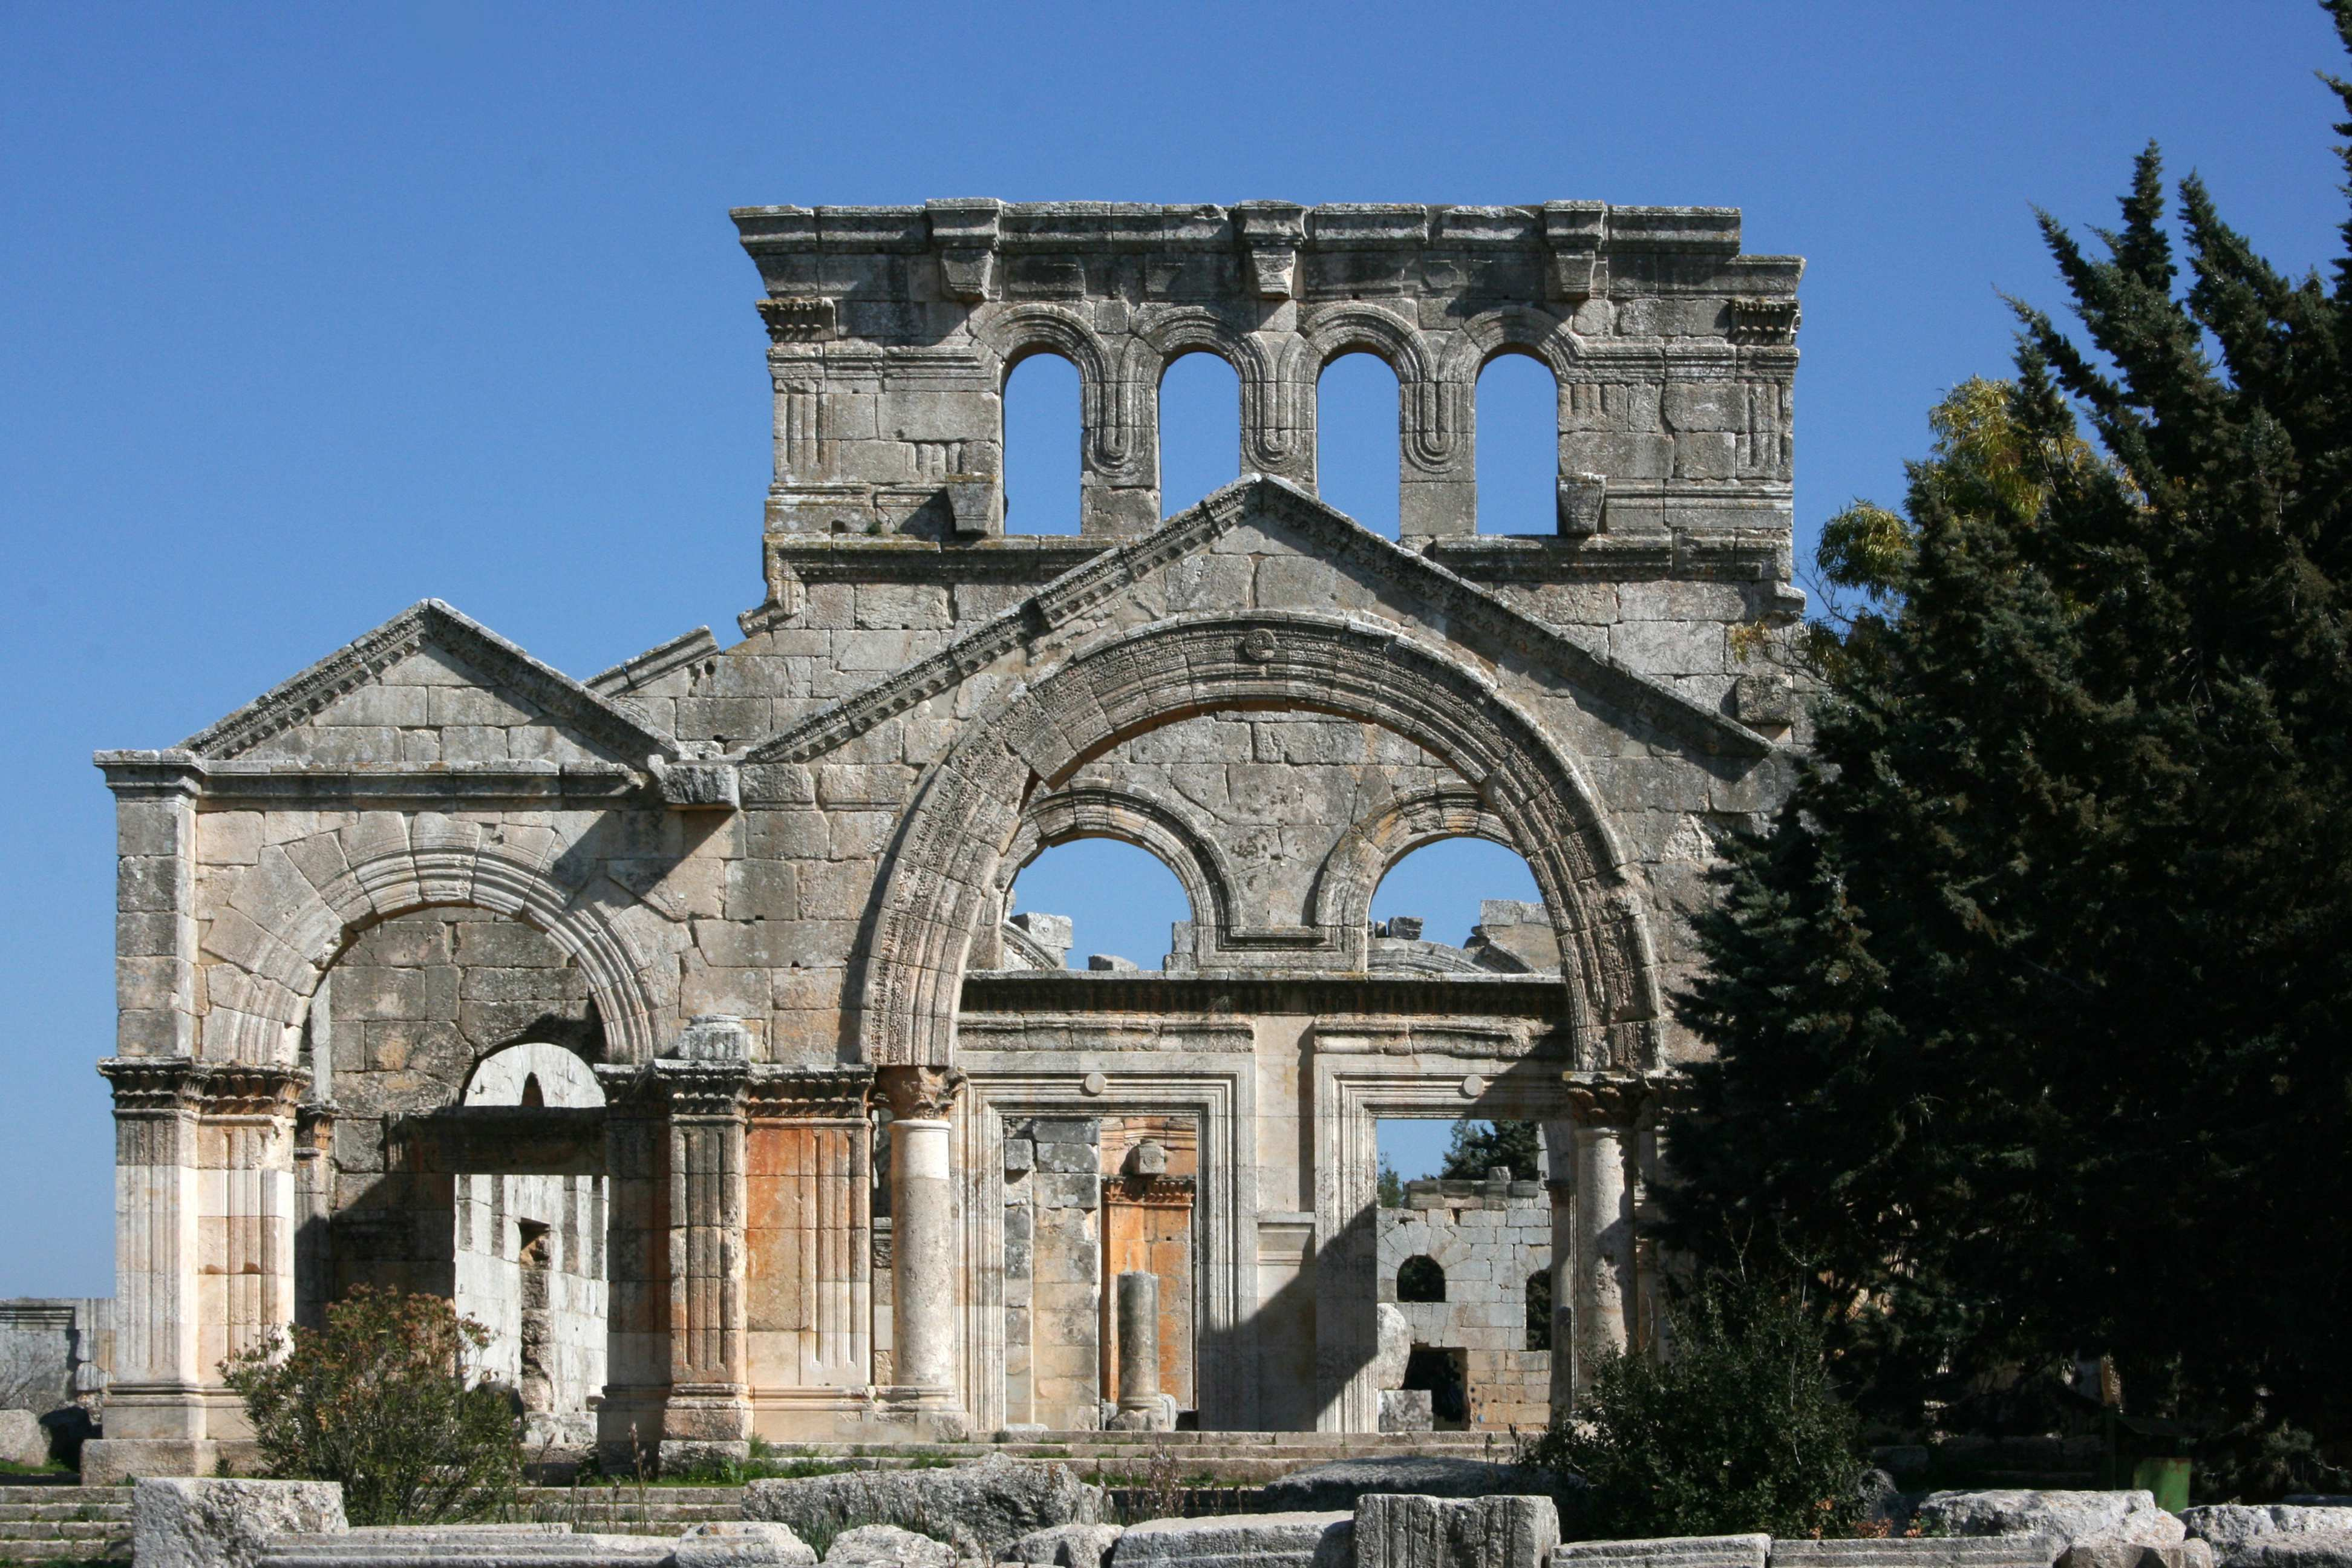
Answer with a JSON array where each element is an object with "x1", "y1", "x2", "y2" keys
[
  {"x1": 1006, "y1": 837, "x2": 1191, "y2": 972},
  {"x1": 1004, "y1": 351, "x2": 1082, "y2": 535},
  {"x1": 1476, "y1": 352, "x2": 1560, "y2": 534},
  {"x1": 1527, "y1": 1269, "x2": 1553, "y2": 1351},
  {"x1": 519, "y1": 1073, "x2": 544, "y2": 1109},
  {"x1": 1158, "y1": 351, "x2": 1241, "y2": 514},
  {"x1": 1397, "y1": 1255, "x2": 1446, "y2": 1303},
  {"x1": 1316, "y1": 351, "x2": 1400, "y2": 538},
  {"x1": 1369, "y1": 836, "x2": 1550, "y2": 973}
]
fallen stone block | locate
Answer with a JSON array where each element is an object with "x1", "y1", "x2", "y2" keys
[
  {"x1": 746, "y1": 1456, "x2": 1103, "y2": 1563},
  {"x1": 2186, "y1": 1509, "x2": 2352, "y2": 1566},
  {"x1": 0, "y1": 1408, "x2": 48, "y2": 1468},
  {"x1": 2231, "y1": 1541, "x2": 2352, "y2": 1568},
  {"x1": 1379, "y1": 1390, "x2": 1434, "y2": 1434},
  {"x1": 135, "y1": 1478, "x2": 347, "y2": 1568},
  {"x1": 1261, "y1": 1455, "x2": 1554, "y2": 1512},
  {"x1": 1555, "y1": 1532, "x2": 1769, "y2": 1568},
  {"x1": 1917, "y1": 1492, "x2": 2186, "y2": 1556},
  {"x1": 1774, "y1": 1539, "x2": 2056, "y2": 1568},
  {"x1": 677, "y1": 1520, "x2": 820, "y2": 1568},
  {"x1": 1109, "y1": 1511, "x2": 1353, "y2": 1567},
  {"x1": 822, "y1": 1524, "x2": 954, "y2": 1567},
  {"x1": 1002, "y1": 1521, "x2": 1120, "y2": 1568},
  {"x1": 1356, "y1": 1491, "x2": 1557, "y2": 1568}
]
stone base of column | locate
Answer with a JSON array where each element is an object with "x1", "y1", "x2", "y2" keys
[
  {"x1": 651, "y1": 1388, "x2": 751, "y2": 1475},
  {"x1": 871, "y1": 1385, "x2": 971, "y2": 1442},
  {"x1": 79, "y1": 1439, "x2": 218, "y2": 1485}
]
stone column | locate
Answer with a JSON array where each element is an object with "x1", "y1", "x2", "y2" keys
[
  {"x1": 193, "y1": 1067, "x2": 302, "y2": 1399},
  {"x1": 1114, "y1": 1271, "x2": 1162, "y2": 1429},
  {"x1": 1566, "y1": 1079, "x2": 1644, "y2": 1399},
  {"x1": 655, "y1": 1056, "x2": 751, "y2": 1468},
  {"x1": 86, "y1": 1059, "x2": 211, "y2": 1483},
  {"x1": 1541, "y1": 1119, "x2": 1576, "y2": 1420},
  {"x1": 875, "y1": 1066, "x2": 965, "y2": 1426}
]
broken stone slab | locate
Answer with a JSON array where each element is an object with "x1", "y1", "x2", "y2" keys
[
  {"x1": 259, "y1": 1529, "x2": 673, "y2": 1568},
  {"x1": 135, "y1": 1479, "x2": 348, "y2": 1568},
  {"x1": 745, "y1": 1456, "x2": 1104, "y2": 1563},
  {"x1": 2226, "y1": 1543, "x2": 2352, "y2": 1568},
  {"x1": 0, "y1": 1408, "x2": 48, "y2": 1468},
  {"x1": 676, "y1": 1521, "x2": 820, "y2": 1568},
  {"x1": 1917, "y1": 1492, "x2": 2187, "y2": 1557},
  {"x1": 1002, "y1": 1521, "x2": 1121, "y2": 1568},
  {"x1": 1553, "y1": 1532, "x2": 1769, "y2": 1568},
  {"x1": 1355, "y1": 1492, "x2": 1558, "y2": 1568},
  {"x1": 1109, "y1": 1511, "x2": 1353, "y2": 1567},
  {"x1": 822, "y1": 1524, "x2": 954, "y2": 1567},
  {"x1": 1774, "y1": 1540, "x2": 2057, "y2": 1568},
  {"x1": 2058, "y1": 1542, "x2": 2216, "y2": 1568},
  {"x1": 2185, "y1": 1509, "x2": 2352, "y2": 1564},
  {"x1": 1261, "y1": 1455, "x2": 1555, "y2": 1513}
]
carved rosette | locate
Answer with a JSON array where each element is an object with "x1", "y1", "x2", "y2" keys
[{"x1": 873, "y1": 1064, "x2": 965, "y2": 1122}]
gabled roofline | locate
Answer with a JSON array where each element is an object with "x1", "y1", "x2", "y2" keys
[
  {"x1": 742, "y1": 476, "x2": 1776, "y2": 766},
  {"x1": 175, "y1": 599, "x2": 676, "y2": 763}
]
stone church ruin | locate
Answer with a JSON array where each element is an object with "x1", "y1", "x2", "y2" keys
[{"x1": 84, "y1": 198, "x2": 1803, "y2": 1480}]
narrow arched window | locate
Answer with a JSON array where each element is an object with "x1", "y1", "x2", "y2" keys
[
  {"x1": 1526, "y1": 1269, "x2": 1552, "y2": 1350},
  {"x1": 1004, "y1": 351, "x2": 1082, "y2": 535},
  {"x1": 1316, "y1": 352, "x2": 1401, "y2": 538},
  {"x1": 1475, "y1": 352, "x2": 1560, "y2": 534},
  {"x1": 1398, "y1": 1255, "x2": 1446, "y2": 1303},
  {"x1": 1158, "y1": 351, "x2": 1241, "y2": 513}
]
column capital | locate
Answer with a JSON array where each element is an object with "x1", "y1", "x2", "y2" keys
[
  {"x1": 1564, "y1": 1074, "x2": 1648, "y2": 1128},
  {"x1": 99, "y1": 1059, "x2": 302, "y2": 1119},
  {"x1": 873, "y1": 1063, "x2": 965, "y2": 1121},
  {"x1": 743, "y1": 1065, "x2": 874, "y2": 1123},
  {"x1": 649, "y1": 1059, "x2": 750, "y2": 1120}
]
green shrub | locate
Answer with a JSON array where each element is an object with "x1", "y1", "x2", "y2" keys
[
  {"x1": 221, "y1": 1285, "x2": 522, "y2": 1525},
  {"x1": 1527, "y1": 1273, "x2": 1866, "y2": 1540}
]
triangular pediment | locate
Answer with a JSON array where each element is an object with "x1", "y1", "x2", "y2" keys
[
  {"x1": 743, "y1": 477, "x2": 1774, "y2": 765},
  {"x1": 183, "y1": 600, "x2": 674, "y2": 766}
]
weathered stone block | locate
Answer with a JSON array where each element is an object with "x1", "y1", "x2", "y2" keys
[
  {"x1": 133, "y1": 1478, "x2": 346, "y2": 1568},
  {"x1": 1112, "y1": 1511, "x2": 1351, "y2": 1567},
  {"x1": 1354, "y1": 1492, "x2": 1557, "y2": 1568}
]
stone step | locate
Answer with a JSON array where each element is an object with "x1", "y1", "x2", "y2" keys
[
  {"x1": 0, "y1": 1506, "x2": 131, "y2": 1524},
  {"x1": 0, "y1": 1521, "x2": 125, "y2": 1541},
  {"x1": 0, "y1": 1541, "x2": 132, "y2": 1563}
]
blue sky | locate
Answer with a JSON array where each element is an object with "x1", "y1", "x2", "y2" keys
[{"x1": 4, "y1": 1, "x2": 2344, "y2": 1293}]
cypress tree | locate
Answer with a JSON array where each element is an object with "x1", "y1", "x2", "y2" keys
[{"x1": 1664, "y1": 4, "x2": 2352, "y2": 1462}]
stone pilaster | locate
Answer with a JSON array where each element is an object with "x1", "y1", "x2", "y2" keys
[
  {"x1": 742, "y1": 1069, "x2": 874, "y2": 1407},
  {"x1": 874, "y1": 1065, "x2": 965, "y2": 1432},
  {"x1": 1565, "y1": 1077, "x2": 1645, "y2": 1399},
  {"x1": 87, "y1": 1058, "x2": 212, "y2": 1482},
  {"x1": 192, "y1": 1067, "x2": 302, "y2": 1402},
  {"x1": 655, "y1": 1058, "x2": 751, "y2": 1467}
]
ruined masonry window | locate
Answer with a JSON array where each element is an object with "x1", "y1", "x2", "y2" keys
[
  {"x1": 1002, "y1": 350, "x2": 1081, "y2": 535},
  {"x1": 1397, "y1": 1254, "x2": 1446, "y2": 1303}
]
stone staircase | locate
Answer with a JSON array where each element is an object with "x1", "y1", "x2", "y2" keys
[{"x1": 0, "y1": 1484, "x2": 132, "y2": 1563}]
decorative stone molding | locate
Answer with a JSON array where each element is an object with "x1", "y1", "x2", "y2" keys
[
  {"x1": 1565, "y1": 1075, "x2": 1649, "y2": 1127},
  {"x1": 874, "y1": 1065, "x2": 966, "y2": 1121},
  {"x1": 857, "y1": 606, "x2": 1667, "y2": 1070}
]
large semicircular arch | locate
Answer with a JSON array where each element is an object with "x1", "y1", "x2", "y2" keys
[{"x1": 855, "y1": 611, "x2": 1661, "y2": 1068}]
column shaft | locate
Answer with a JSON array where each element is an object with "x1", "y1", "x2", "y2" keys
[
  {"x1": 875, "y1": 1065, "x2": 965, "y2": 1428},
  {"x1": 1567, "y1": 1081, "x2": 1644, "y2": 1399}
]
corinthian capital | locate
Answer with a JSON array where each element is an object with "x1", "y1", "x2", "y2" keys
[
  {"x1": 874, "y1": 1065, "x2": 965, "y2": 1121},
  {"x1": 1565, "y1": 1075, "x2": 1647, "y2": 1128}
]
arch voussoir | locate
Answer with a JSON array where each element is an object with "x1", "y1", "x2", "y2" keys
[{"x1": 857, "y1": 611, "x2": 1662, "y2": 1068}]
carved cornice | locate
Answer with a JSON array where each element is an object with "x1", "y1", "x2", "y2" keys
[
  {"x1": 650, "y1": 1060, "x2": 751, "y2": 1120},
  {"x1": 873, "y1": 1064, "x2": 965, "y2": 1121},
  {"x1": 744, "y1": 1065, "x2": 876, "y2": 1122},
  {"x1": 741, "y1": 478, "x2": 1777, "y2": 766},
  {"x1": 169, "y1": 599, "x2": 673, "y2": 766},
  {"x1": 1107, "y1": 1172, "x2": 1197, "y2": 1206},
  {"x1": 98, "y1": 1059, "x2": 302, "y2": 1119}
]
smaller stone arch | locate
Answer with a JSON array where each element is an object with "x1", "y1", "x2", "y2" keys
[
  {"x1": 1310, "y1": 784, "x2": 1519, "y2": 969},
  {"x1": 1293, "y1": 302, "x2": 1455, "y2": 474},
  {"x1": 201, "y1": 817, "x2": 670, "y2": 1067},
  {"x1": 1440, "y1": 304, "x2": 1580, "y2": 385},
  {"x1": 1000, "y1": 784, "x2": 1237, "y2": 946},
  {"x1": 466, "y1": 1042, "x2": 606, "y2": 1109},
  {"x1": 1397, "y1": 1255, "x2": 1446, "y2": 1303},
  {"x1": 973, "y1": 303, "x2": 1133, "y2": 477}
]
